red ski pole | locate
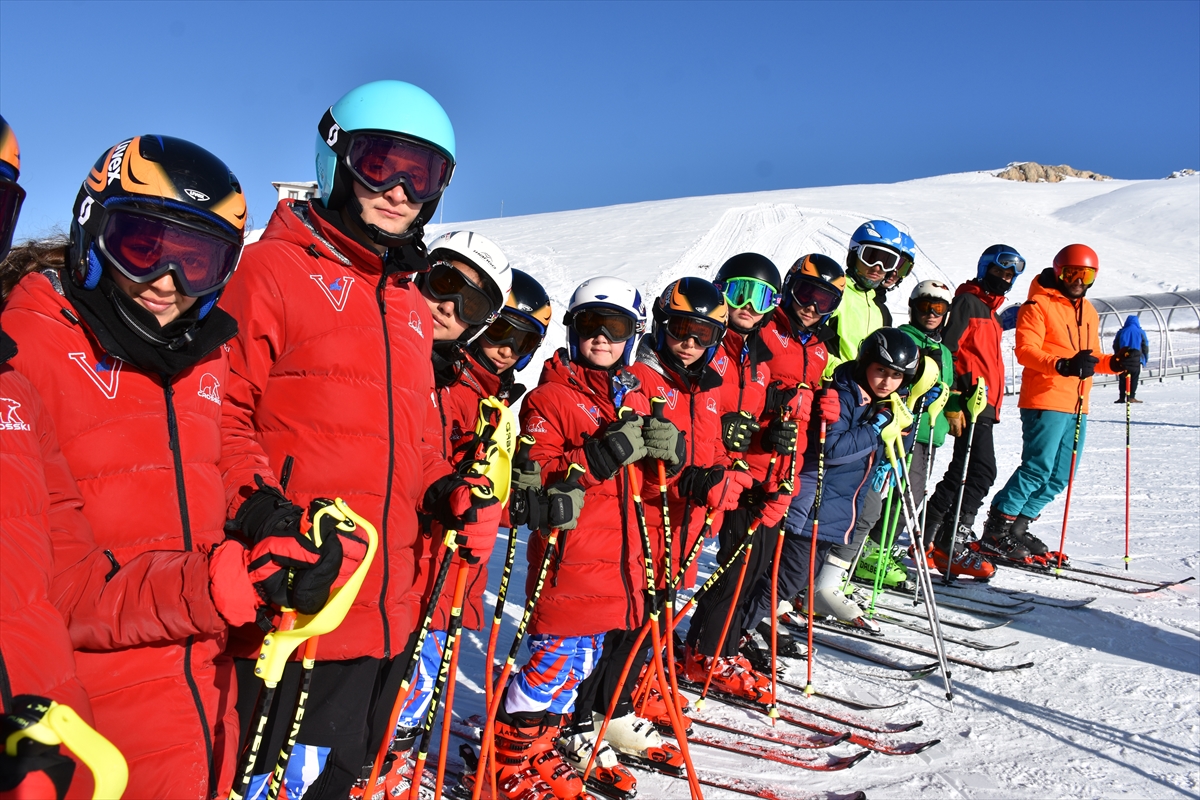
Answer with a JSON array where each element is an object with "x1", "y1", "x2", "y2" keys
[
  {"x1": 1055, "y1": 385, "x2": 1086, "y2": 574},
  {"x1": 1124, "y1": 374, "x2": 1131, "y2": 571},
  {"x1": 804, "y1": 402, "x2": 830, "y2": 696}
]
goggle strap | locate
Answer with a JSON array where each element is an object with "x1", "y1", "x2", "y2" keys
[{"x1": 319, "y1": 107, "x2": 348, "y2": 156}]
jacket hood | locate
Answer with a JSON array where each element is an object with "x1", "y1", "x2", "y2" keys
[
  {"x1": 1123, "y1": 315, "x2": 1143, "y2": 330},
  {"x1": 957, "y1": 279, "x2": 1005, "y2": 311},
  {"x1": 261, "y1": 199, "x2": 387, "y2": 277}
]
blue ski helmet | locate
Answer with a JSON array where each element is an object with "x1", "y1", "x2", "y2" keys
[
  {"x1": 846, "y1": 220, "x2": 914, "y2": 289},
  {"x1": 976, "y1": 244, "x2": 1025, "y2": 296}
]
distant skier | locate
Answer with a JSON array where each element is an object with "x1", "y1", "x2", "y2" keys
[
  {"x1": 1112, "y1": 315, "x2": 1149, "y2": 403},
  {"x1": 984, "y1": 245, "x2": 1141, "y2": 560}
]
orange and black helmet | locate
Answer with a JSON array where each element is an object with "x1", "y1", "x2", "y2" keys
[
  {"x1": 782, "y1": 253, "x2": 846, "y2": 327},
  {"x1": 0, "y1": 115, "x2": 25, "y2": 263},
  {"x1": 69, "y1": 136, "x2": 246, "y2": 309},
  {"x1": 652, "y1": 276, "x2": 729, "y2": 361}
]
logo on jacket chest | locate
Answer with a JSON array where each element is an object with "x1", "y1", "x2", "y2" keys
[
  {"x1": 711, "y1": 354, "x2": 728, "y2": 376},
  {"x1": 409, "y1": 310, "x2": 424, "y2": 338},
  {"x1": 69, "y1": 353, "x2": 122, "y2": 400},
  {"x1": 197, "y1": 373, "x2": 221, "y2": 405},
  {"x1": 774, "y1": 329, "x2": 790, "y2": 348},
  {"x1": 310, "y1": 273, "x2": 355, "y2": 312},
  {"x1": 661, "y1": 389, "x2": 679, "y2": 410},
  {"x1": 707, "y1": 397, "x2": 717, "y2": 414},
  {"x1": 577, "y1": 403, "x2": 602, "y2": 425},
  {"x1": 0, "y1": 398, "x2": 31, "y2": 431},
  {"x1": 526, "y1": 415, "x2": 548, "y2": 434}
]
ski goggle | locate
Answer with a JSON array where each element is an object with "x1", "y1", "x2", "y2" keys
[
  {"x1": 425, "y1": 261, "x2": 498, "y2": 325},
  {"x1": 482, "y1": 312, "x2": 544, "y2": 356},
  {"x1": 0, "y1": 179, "x2": 25, "y2": 249},
  {"x1": 1060, "y1": 265, "x2": 1097, "y2": 286},
  {"x1": 987, "y1": 252, "x2": 1026, "y2": 274},
  {"x1": 857, "y1": 244, "x2": 905, "y2": 274},
  {"x1": 912, "y1": 298, "x2": 950, "y2": 316},
  {"x1": 720, "y1": 277, "x2": 779, "y2": 315},
  {"x1": 96, "y1": 209, "x2": 241, "y2": 296},
  {"x1": 572, "y1": 308, "x2": 638, "y2": 343},
  {"x1": 789, "y1": 279, "x2": 841, "y2": 316},
  {"x1": 664, "y1": 314, "x2": 725, "y2": 348},
  {"x1": 344, "y1": 133, "x2": 452, "y2": 203}
]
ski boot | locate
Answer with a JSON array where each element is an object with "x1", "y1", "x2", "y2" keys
[
  {"x1": 1009, "y1": 514, "x2": 1049, "y2": 556},
  {"x1": 978, "y1": 507, "x2": 1032, "y2": 564},
  {"x1": 681, "y1": 644, "x2": 771, "y2": 701},
  {"x1": 465, "y1": 718, "x2": 558, "y2": 800},
  {"x1": 634, "y1": 675, "x2": 692, "y2": 735},
  {"x1": 529, "y1": 716, "x2": 596, "y2": 799},
  {"x1": 854, "y1": 538, "x2": 912, "y2": 589},
  {"x1": 811, "y1": 553, "x2": 882, "y2": 633},
  {"x1": 556, "y1": 724, "x2": 637, "y2": 800},
  {"x1": 927, "y1": 540, "x2": 996, "y2": 580},
  {"x1": 599, "y1": 712, "x2": 686, "y2": 775}
]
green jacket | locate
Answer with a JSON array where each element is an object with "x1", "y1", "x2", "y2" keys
[
  {"x1": 900, "y1": 323, "x2": 953, "y2": 447},
  {"x1": 830, "y1": 280, "x2": 889, "y2": 365}
]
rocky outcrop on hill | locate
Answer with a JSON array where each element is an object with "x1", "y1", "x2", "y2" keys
[
  {"x1": 995, "y1": 162, "x2": 1111, "y2": 182},
  {"x1": 1167, "y1": 169, "x2": 1196, "y2": 179}
]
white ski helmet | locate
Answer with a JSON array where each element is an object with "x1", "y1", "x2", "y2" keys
[
  {"x1": 565, "y1": 275, "x2": 647, "y2": 366},
  {"x1": 909, "y1": 279, "x2": 954, "y2": 305},
  {"x1": 426, "y1": 230, "x2": 512, "y2": 340}
]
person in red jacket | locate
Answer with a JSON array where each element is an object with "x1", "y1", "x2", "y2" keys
[
  {"x1": 921, "y1": 245, "x2": 1026, "y2": 573},
  {"x1": 486, "y1": 276, "x2": 667, "y2": 800},
  {"x1": 0, "y1": 134, "x2": 351, "y2": 799},
  {"x1": 218, "y1": 81, "x2": 499, "y2": 798}
]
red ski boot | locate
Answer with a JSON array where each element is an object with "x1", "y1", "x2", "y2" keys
[
  {"x1": 926, "y1": 542, "x2": 996, "y2": 580},
  {"x1": 682, "y1": 644, "x2": 770, "y2": 701},
  {"x1": 460, "y1": 719, "x2": 557, "y2": 800},
  {"x1": 528, "y1": 718, "x2": 596, "y2": 799}
]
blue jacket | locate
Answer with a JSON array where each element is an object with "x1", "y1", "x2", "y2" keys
[{"x1": 1113, "y1": 315, "x2": 1149, "y2": 366}]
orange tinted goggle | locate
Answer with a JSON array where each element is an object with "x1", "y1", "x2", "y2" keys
[{"x1": 1060, "y1": 266, "x2": 1097, "y2": 285}]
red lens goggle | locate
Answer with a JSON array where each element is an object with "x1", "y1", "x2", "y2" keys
[
  {"x1": 912, "y1": 298, "x2": 950, "y2": 316},
  {"x1": 664, "y1": 314, "x2": 724, "y2": 348},
  {"x1": 789, "y1": 280, "x2": 841, "y2": 316},
  {"x1": 97, "y1": 210, "x2": 241, "y2": 296},
  {"x1": 345, "y1": 133, "x2": 452, "y2": 203}
]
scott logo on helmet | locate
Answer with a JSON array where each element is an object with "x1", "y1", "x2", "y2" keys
[
  {"x1": 325, "y1": 124, "x2": 340, "y2": 147},
  {"x1": 105, "y1": 139, "x2": 132, "y2": 187},
  {"x1": 77, "y1": 196, "x2": 94, "y2": 225}
]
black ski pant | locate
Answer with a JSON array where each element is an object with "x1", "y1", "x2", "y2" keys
[
  {"x1": 685, "y1": 506, "x2": 780, "y2": 658},
  {"x1": 1117, "y1": 368, "x2": 1140, "y2": 400},
  {"x1": 569, "y1": 628, "x2": 651, "y2": 730},
  {"x1": 925, "y1": 418, "x2": 997, "y2": 550}
]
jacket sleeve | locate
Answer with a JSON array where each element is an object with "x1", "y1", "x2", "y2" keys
[
  {"x1": 419, "y1": 371, "x2": 454, "y2": 494},
  {"x1": 218, "y1": 256, "x2": 287, "y2": 512},
  {"x1": 1140, "y1": 332, "x2": 1149, "y2": 362},
  {"x1": 823, "y1": 390, "x2": 881, "y2": 465},
  {"x1": 520, "y1": 388, "x2": 594, "y2": 487},
  {"x1": 1014, "y1": 300, "x2": 1061, "y2": 377}
]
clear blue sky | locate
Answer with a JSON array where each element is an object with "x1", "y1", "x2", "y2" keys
[{"x1": 2, "y1": 0, "x2": 1197, "y2": 239}]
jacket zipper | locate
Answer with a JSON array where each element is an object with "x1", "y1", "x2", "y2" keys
[
  {"x1": 0, "y1": 648, "x2": 12, "y2": 712},
  {"x1": 163, "y1": 381, "x2": 215, "y2": 797},
  {"x1": 376, "y1": 275, "x2": 396, "y2": 658}
]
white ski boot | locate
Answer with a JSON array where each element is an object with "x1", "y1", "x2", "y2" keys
[
  {"x1": 556, "y1": 724, "x2": 637, "y2": 799},
  {"x1": 811, "y1": 554, "x2": 881, "y2": 633},
  {"x1": 596, "y1": 712, "x2": 685, "y2": 773}
]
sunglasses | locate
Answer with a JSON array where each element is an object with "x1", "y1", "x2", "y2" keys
[
  {"x1": 482, "y1": 312, "x2": 544, "y2": 356},
  {"x1": 1060, "y1": 265, "x2": 1097, "y2": 286},
  {"x1": 97, "y1": 209, "x2": 241, "y2": 296},
  {"x1": 857, "y1": 244, "x2": 904, "y2": 273},
  {"x1": 912, "y1": 298, "x2": 949, "y2": 316},
  {"x1": 572, "y1": 308, "x2": 638, "y2": 343},
  {"x1": 425, "y1": 261, "x2": 497, "y2": 325},
  {"x1": 720, "y1": 277, "x2": 780, "y2": 315},
  {"x1": 664, "y1": 314, "x2": 725, "y2": 348},
  {"x1": 789, "y1": 279, "x2": 841, "y2": 316},
  {"x1": 344, "y1": 132, "x2": 452, "y2": 203}
]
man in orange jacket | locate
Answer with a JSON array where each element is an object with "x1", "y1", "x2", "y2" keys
[{"x1": 982, "y1": 245, "x2": 1141, "y2": 561}]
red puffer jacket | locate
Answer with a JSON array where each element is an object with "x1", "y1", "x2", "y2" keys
[
  {"x1": 629, "y1": 342, "x2": 727, "y2": 589},
  {"x1": 219, "y1": 200, "x2": 452, "y2": 662},
  {"x1": 942, "y1": 280, "x2": 1006, "y2": 421},
  {"x1": 757, "y1": 314, "x2": 831, "y2": 481},
  {"x1": 2, "y1": 275, "x2": 239, "y2": 799},
  {"x1": 518, "y1": 351, "x2": 651, "y2": 636},
  {"x1": 409, "y1": 349, "x2": 507, "y2": 632}
]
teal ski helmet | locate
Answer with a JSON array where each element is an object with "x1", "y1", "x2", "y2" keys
[{"x1": 315, "y1": 80, "x2": 456, "y2": 245}]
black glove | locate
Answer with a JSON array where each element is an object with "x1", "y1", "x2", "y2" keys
[
  {"x1": 229, "y1": 475, "x2": 303, "y2": 543},
  {"x1": 583, "y1": 413, "x2": 647, "y2": 481},
  {"x1": 0, "y1": 697, "x2": 76, "y2": 800},
  {"x1": 507, "y1": 437, "x2": 546, "y2": 529},
  {"x1": 720, "y1": 411, "x2": 760, "y2": 453},
  {"x1": 1056, "y1": 349, "x2": 1099, "y2": 379},
  {"x1": 763, "y1": 382, "x2": 798, "y2": 415},
  {"x1": 246, "y1": 499, "x2": 351, "y2": 615},
  {"x1": 643, "y1": 414, "x2": 685, "y2": 471},
  {"x1": 546, "y1": 466, "x2": 587, "y2": 531},
  {"x1": 421, "y1": 472, "x2": 502, "y2": 553},
  {"x1": 761, "y1": 416, "x2": 799, "y2": 455},
  {"x1": 1109, "y1": 347, "x2": 1140, "y2": 373}
]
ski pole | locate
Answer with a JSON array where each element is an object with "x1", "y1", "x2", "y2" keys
[
  {"x1": 410, "y1": 550, "x2": 473, "y2": 800},
  {"x1": 471, "y1": 464, "x2": 585, "y2": 800},
  {"x1": 913, "y1": 381, "x2": 949, "y2": 606},
  {"x1": 1055, "y1": 385, "x2": 1087, "y2": 575},
  {"x1": 2, "y1": 697, "x2": 129, "y2": 800},
  {"x1": 696, "y1": 520, "x2": 758, "y2": 711},
  {"x1": 804, "y1": 386, "x2": 830, "y2": 697},
  {"x1": 1124, "y1": 374, "x2": 1131, "y2": 570},
  {"x1": 944, "y1": 377, "x2": 987, "y2": 586},
  {"x1": 767, "y1": 406, "x2": 799, "y2": 722},
  {"x1": 485, "y1": 435, "x2": 536, "y2": 713}
]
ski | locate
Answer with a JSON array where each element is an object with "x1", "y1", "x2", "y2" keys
[
  {"x1": 1043, "y1": 563, "x2": 1194, "y2": 589},
  {"x1": 690, "y1": 716, "x2": 849, "y2": 749},
  {"x1": 872, "y1": 611, "x2": 1019, "y2": 651},
  {"x1": 875, "y1": 585, "x2": 1034, "y2": 617},
  {"x1": 684, "y1": 731, "x2": 870, "y2": 771},
  {"x1": 805, "y1": 631, "x2": 941, "y2": 677},
  {"x1": 870, "y1": 596, "x2": 1014, "y2": 631},
  {"x1": 993, "y1": 560, "x2": 1193, "y2": 594},
  {"x1": 801, "y1": 619, "x2": 1035, "y2": 673},
  {"x1": 680, "y1": 676, "x2": 921, "y2": 734},
  {"x1": 692, "y1": 688, "x2": 941, "y2": 756},
  {"x1": 861, "y1": 576, "x2": 1029, "y2": 609},
  {"x1": 648, "y1": 762, "x2": 867, "y2": 800},
  {"x1": 773, "y1": 680, "x2": 908, "y2": 711}
]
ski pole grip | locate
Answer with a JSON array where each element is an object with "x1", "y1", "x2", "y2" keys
[
  {"x1": 514, "y1": 435, "x2": 536, "y2": 471},
  {"x1": 967, "y1": 377, "x2": 988, "y2": 421},
  {"x1": 563, "y1": 462, "x2": 587, "y2": 489},
  {"x1": 650, "y1": 396, "x2": 668, "y2": 422},
  {"x1": 5, "y1": 699, "x2": 129, "y2": 800}
]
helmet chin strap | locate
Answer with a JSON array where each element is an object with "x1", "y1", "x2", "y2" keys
[{"x1": 344, "y1": 192, "x2": 422, "y2": 248}]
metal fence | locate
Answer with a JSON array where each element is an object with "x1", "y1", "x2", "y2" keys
[{"x1": 1002, "y1": 290, "x2": 1200, "y2": 395}]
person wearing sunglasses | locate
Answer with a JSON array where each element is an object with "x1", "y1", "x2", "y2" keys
[
  {"x1": 985, "y1": 244, "x2": 1136, "y2": 565},
  {"x1": 736, "y1": 254, "x2": 848, "y2": 659},
  {"x1": 0, "y1": 134, "x2": 365, "y2": 799},
  {"x1": 216, "y1": 81, "x2": 499, "y2": 798},
  {"x1": 829, "y1": 220, "x2": 917, "y2": 364}
]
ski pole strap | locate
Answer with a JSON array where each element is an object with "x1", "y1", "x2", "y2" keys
[
  {"x1": 965, "y1": 377, "x2": 987, "y2": 422},
  {"x1": 4, "y1": 698, "x2": 128, "y2": 800}
]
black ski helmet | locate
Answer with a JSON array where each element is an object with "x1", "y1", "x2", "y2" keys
[
  {"x1": 781, "y1": 253, "x2": 846, "y2": 328},
  {"x1": 714, "y1": 252, "x2": 782, "y2": 292},
  {"x1": 856, "y1": 327, "x2": 921, "y2": 390},
  {"x1": 473, "y1": 268, "x2": 554, "y2": 372}
]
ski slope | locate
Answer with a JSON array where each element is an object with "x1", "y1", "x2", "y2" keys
[{"x1": 421, "y1": 170, "x2": 1200, "y2": 799}]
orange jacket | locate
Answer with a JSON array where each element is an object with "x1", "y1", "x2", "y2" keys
[{"x1": 1016, "y1": 269, "x2": 1116, "y2": 415}]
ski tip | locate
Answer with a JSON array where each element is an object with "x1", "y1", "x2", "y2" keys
[
  {"x1": 847, "y1": 750, "x2": 872, "y2": 768},
  {"x1": 893, "y1": 719, "x2": 924, "y2": 732}
]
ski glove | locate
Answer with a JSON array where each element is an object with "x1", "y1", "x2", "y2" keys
[
  {"x1": 763, "y1": 383, "x2": 798, "y2": 416},
  {"x1": 1109, "y1": 347, "x2": 1141, "y2": 374},
  {"x1": 1056, "y1": 349, "x2": 1099, "y2": 379},
  {"x1": 921, "y1": 383, "x2": 943, "y2": 406},
  {"x1": 245, "y1": 500, "x2": 351, "y2": 615},
  {"x1": 678, "y1": 465, "x2": 754, "y2": 511},
  {"x1": 207, "y1": 539, "x2": 262, "y2": 627},
  {"x1": 642, "y1": 415, "x2": 687, "y2": 473},
  {"x1": 870, "y1": 462, "x2": 893, "y2": 492},
  {"x1": 546, "y1": 469, "x2": 587, "y2": 531},
  {"x1": 231, "y1": 476, "x2": 303, "y2": 544},
  {"x1": 720, "y1": 411, "x2": 760, "y2": 453},
  {"x1": 583, "y1": 414, "x2": 648, "y2": 481},
  {"x1": 423, "y1": 472, "x2": 503, "y2": 555},
  {"x1": 869, "y1": 407, "x2": 894, "y2": 437},
  {"x1": 945, "y1": 410, "x2": 966, "y2": 438},
  {"x1": 506, "y1": 446, "x2": 547, "y2": 530},
  {"x1": 817, "y1": 388, "x2": 841, "y2": 424},
  {"x1": 0, "y1": 697, "x2": 77, "y2": 800},
  {"x1": 761, "y1": 416, "x2": 799, "y2": 455}
]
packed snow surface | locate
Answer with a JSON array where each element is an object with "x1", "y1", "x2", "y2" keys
[{"x1": 420, "y1": 170, "x2": 1199, "y2": 798}]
